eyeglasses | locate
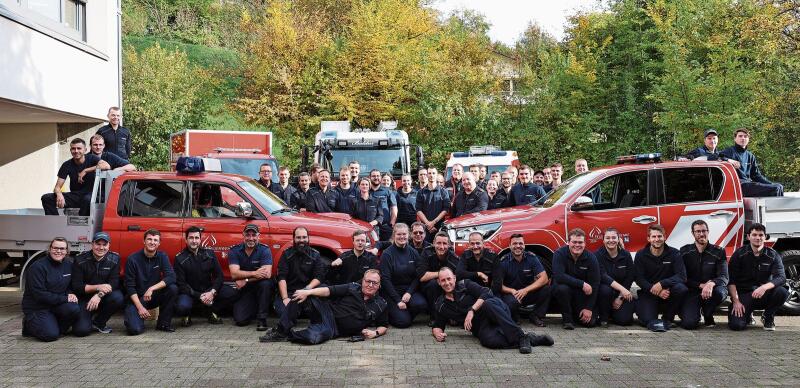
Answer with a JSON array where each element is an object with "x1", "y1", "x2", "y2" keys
[
  {"x1": 693, "y1": 230, "x2": 709, "y2": 234},
  {"x1": 412, "y1": 231, "x2": 425, "y2": 235},
  {"x1": 364, "y1": 280, "x2": 380, "y2": 286},
  {"x1": 260, "y1": 170, "x2": 271, "y2": 174}
]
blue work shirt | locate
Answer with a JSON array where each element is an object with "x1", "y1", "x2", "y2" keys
[
  {"x1": 22, "y1": 256, "x2": 73, "y2": 313},
  {"x1": 492, "y1": 251, "x2": 546, "y2": 293},
  {"x1": 509, "y1": 182, "x2": 546, "y2": 206},
  {"x1": 228, "y1": 243, "x2": 273, "y2": 272},
  {"x1": 124, "y1": 250, "x2": 176, "y2": 297}
]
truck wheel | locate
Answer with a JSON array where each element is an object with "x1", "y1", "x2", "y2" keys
[
  {"x1": 779, "y1": 250, "x2": 800, "y2": 316},
  {"x1": 18, "y1": 250, "x2": 47, "y2": 291}
]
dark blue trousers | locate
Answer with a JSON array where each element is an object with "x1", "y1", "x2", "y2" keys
[
  {"x1": 175, "y1": 285, "x2": 239, "y2": 317},
  {"x1": 124, "y1": 284, "x2": 178, "y2": 335},
  {"x1": 679, "y1": 286, "x2": 727, "y2": 329},
  {"x1": 23, "y1": 302, "x2": 81, "y2": 342},
  {"x1": 233, "y1": 279, "x2": 273, "y2": 325},
  {"x1": 729, "y1": 287, "x2": 789, "y2": 331},
  {"x1": 385, "y1": 291, "x2": 427, "y2": 328},
  {"x1": 472, "y1": 297, "x2": 525, "y2": 349},
  {"x1": 73, "y1": 290, "x2": 124, "y2": 336},
  {"x1": 421, "y1": 280, "x2": 443, "y2": 316},
  {"x1": 41, "y1": 192, "x2": 91, "y2": 216},
  {"x1": 277, "y1": 297, "x2": 338, "y2": 345},
  {"x1": 552, "y1": 284, "x2": 596, "y2": 326},
  {"x1": 596, "y1": 284, "x2": 636, "y2": 326},
  {"x1": 636, "y1": 283, "x2": 688, "y2": 326},
  {"x1": 741, "y1": 182, "x2": 783, "y2": 197},
  {"x1": 501, "y1": 285, "x2": 551, "y2": 320}
]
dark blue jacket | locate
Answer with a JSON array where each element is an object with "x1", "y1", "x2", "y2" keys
[
  {"x1": 289, "y1": 188, "x2": 310, "y2": 210},
  {"x1": 22, "y1": 256, "x2": 74, "y2": 313},
  {"x1": 488, "y1": 190, "x2": 509, "y2": 210},
  {"x1": 416, "y1": 247, "x2": 460, "y2": 279},
  {"x1": 257, "y1": 179, "x2": 282, "y2": 194},
  {"x1": 305, "y1": 186, "x2": 339, "y2": 213},
  {"x1": 720, "y1": 144, "x2": 773, "y2": 184},
  {"x1": 679, "y1": 243, "x2": 729, "y2": 289},
  {"x1": 379, "y1": 243, "x2": 421, "y2": 303},
  {"x1": 276, "y1": 246, "x2": 326, "y2": 293},
  {"x1": 71, "y1": 251, "x2": 120, "y2": 297},
  {"x1": 456, "y1": 249, "x2": 499, "y2": 286},
  {"x1": 327, "y1": 250, "x2": 378, "y2": 285},
  {"x1": 451, "y1": 188, "x2": 488, "y2": 217},
  {"x1": 370, "y1": 186, "x2": 396, "y2": 224},
  {"x1": 335, "y1": 185, "x2": 358, "y2": 213},
  {"x1": 174, "y1": 247, "x2": 224, "y2": 298},
  {"x1": 433, "y1": 279, "x2": 493, "y2": 331},
  {"x1": 685, "y1": 145, "x2": 727, "y2": 161},
  {"x1": 349, "y1": 195, "x2": 384, "y2": 225},
  {"x1": 272, "y1": 183, "x2": 296, "y2": 205},
  {"x1": 509, "y1": 182, "x2": 546, "y2": 206},
  {"x1": 728, "y1": 244, "x2": 786, "y2": 292},
  {"x1": 634, "y1": 244, "x2": 686, "y2": 291},
  {"x1": 96, "y1": 124, "x2": 132, "y2": 159},
  {"x1": 492, "y1": 252, "x2": 546, "y2": 294},
  {"x1": 415, "y1": 186, "x2": 451, "y2": 225},
  {"x1": 594, "y1": 247, "x2": 634, "y2": 289},
  {"x1": 96, "y1": 151, "x2": 130, "y2": 170},
  {"x1": 552, "y1": 246, "x2": 601, "y2": 310},
  {"x1": 395, "y1": 188, "x2": 418, "y2": 223},
  {"x1": 124, "y1": 250, "x2": 176, "y2": 297}
]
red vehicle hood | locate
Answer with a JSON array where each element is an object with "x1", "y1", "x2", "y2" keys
[
  {"x1": 279, "y1": 210, "x2": 371, "y2": 228},
  {"x1": 444, "y1": 205, "x2": 548, "y2": 228}
]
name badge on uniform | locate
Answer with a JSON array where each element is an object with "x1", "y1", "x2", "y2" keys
[
  {"x1": 662, "y1": 261, "x2": 671, "y2": 264},
  {"x1": 617, "y1": 265, "x2": 627, "y2": 268},
  {"x1": 579, "y1": 266, "x2": 588, "y2": 270},
  {"x1": 62, "y1": 274, "x2": 71, "y2": 277},
  {"x1": 153, "y1": 265, "x2": 160, "y2": 269}
]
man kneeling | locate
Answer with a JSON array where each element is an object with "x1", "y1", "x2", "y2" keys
[
  {"x1": 259, "y1": 269, "x2": 388, "y2": 344},
  {"x1": 431, "y1": 268, "x2": 553, "y2": 354}
]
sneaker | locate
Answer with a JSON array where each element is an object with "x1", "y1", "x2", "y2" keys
[
  {"x1": 562, "y1": 322, "x2": 575, "y2": 330},
  {"x1": 529, "y1": 333, "x2": 555, "y2": 347},
  {"x1": 155, "y1": 324, "x2": 176, "y2": 333},
  {"x1": 703, "y1": 316, "x2": 716, "y2": 328},
  {"x1": 761, "y1": 314, "x2": 776, "y2": 331},
  {"x1": 518, "y1": 333, "x2": 532, "y2": 354},
  {"x1": 665, "y1": 320, "x2": 677, "y2": 329},
  {"x1": 259, "y1": 330, "x2": 288, "y2": 343},
  {"x1": 257, "y1": 319, "x2": 269, "y2": 331},
  {"x1": 208, "y1": 312, "x2": 223, "y2": 325},
  {"x1": 92, "y1": 323, "x2": 113, "y2": 334},
  {"x1": 748, "y1": 316, "x2": 756, "y2": 326},
  {"x1": 530, "y1": 316, "x2": 546, "y2": 327},
  {"x1": 598, "y1": 321, "x2": 609, "y2": 328},
  {"x1": 180, "y1": 316, "x2": 192, "y2": 327}
]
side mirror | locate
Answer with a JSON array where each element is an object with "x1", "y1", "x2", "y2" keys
[
  {"x1": 414, "y1": 145, "x2": 424, "y2": 168},
  {"x1": 301, "y1": 146, "x2": 310, "y2": 172},
  {"x1": 323, "y1": 149, "x2": 333, "y2": 162},
  {"x1": 571, "y1": 196, "x2": 594, "y2": 211},
  {"x1": 235, "y1": 202, "x2": 253, "y2": 218}
]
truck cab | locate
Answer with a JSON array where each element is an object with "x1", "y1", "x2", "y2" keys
[
  {"x1": 170, "y1": 130, "x2": 279, "y2": 182},
  {"x1": 302, "y1": 121, "x2": 423, "y2": 184}
]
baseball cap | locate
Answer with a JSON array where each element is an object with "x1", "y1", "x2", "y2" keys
[
  {"x1": 243, "y1": 224, "x2": 259, "y2": 234},
  {"x1": 703, "y1": 128, "x2": 718, "y2": 137},
  {"x1": 92, "y1": 231, "x2": 111, "y2": 243}
]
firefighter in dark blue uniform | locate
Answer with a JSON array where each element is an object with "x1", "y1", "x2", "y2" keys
[
  {"x1": 289, "y1": 173, "x2": 312, "y2": 210},
  {"x1": 594, "y1": 228, "x2": 636, "y2": 327},
  {"x1": 274, "y1": 227, "x2": 327, "y2": 318},
  {"x1": 369, "y1": 169, "x2": 397, "y2": 241},
  {"x1": 486, "y1": 179, "x2": 508, "y2": 210},
  {"x1": 328, "y1": 230, "x2": 378, "y2": 285},
  {"x1": 728, "y1": 223, "x2": 789, "y2": 331},
  {"x1": 634, "y1": 225, "x2": 688, "y2": 328},
  {"x1": 335, "y1": 167, "x2": 358, "y2": 213},
  {"x1": 174, "y1": 226, "x2": 239, "y2": 326},
  {"x1": 123, "y1": 229, "x2": 178, "y2": 334},
  {"x1": 682, "y1": 129, "x2": 732, "y2": 162},
  {"x1": 493, "y1": 234, "x2": 551, "y2": 327},
  {"x1": 509, "y1": 166, "x2": 546, "y2": 206},
  {"x1": 305, "y1": 170, "x2": 340, "y2": 213},
  {"x1": 395, "y1": 174, "x2": 419, "y2": 227},
  {"x1": 415, "y1": 168, "x2": 451, "y2": 242},
  {"x1": 451, "y1": 172, "x2": 488, "y2": 218},
  {"x1": 95, "y1": 107, "x2": 131, "y2": 159},
  {"x1": 71, "y1": 232, "x2": 124, "y2": 335},
  {"x1": 273, "y1": 167, "x2": 296, "y2": 205},
  {"x1": 456, "y1": 232, "x2": 498, "y2": 287},
  {"x1": 416, "y1": 233, "x2": 460, "y2": 323},
  {"x1": 720, "y1": 128, "x2": 784, "y2": 197},
  {"x1": 349, "y1": 178, "x2": 385, "y2": 233},
  {"x1": 21, "y1": 238, "x2": 80, "y2": 342},
  {"x1": 257, "y1": 163, "x2": 282, "y2": 193},
  {"x1": 260, "y1": 269, "x2": 388, "y2": 344},
  {"x1": 431, "y1": 268, "x2": 553, "y2": 353},
  {"x1": 679, "y1": 220, "x2": 729, "y2": 329},
  {"x1": 228, "y1": 224, "x2": 274, "y2": 330},
  {"x1": 380, "y1": 223, "x2": 427, "y2": 328},
  {"x1": 41, "y1": 138, "x2": 109, "y2": 216},
  {"x1": 551, "y1": 229, "x2": 601, "y2": 329}
]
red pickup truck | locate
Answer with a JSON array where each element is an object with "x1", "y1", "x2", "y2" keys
[
  {"x1": 0, "y1": 168, "x2": 375, "y2": 287},
  {"x1": 443, "y1": 156, "x2": 800, "y2": 314}
]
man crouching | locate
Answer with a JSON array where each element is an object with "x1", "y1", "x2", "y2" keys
[{"x1": 431, "y1": 268, "x2": 553, "y2": 354}]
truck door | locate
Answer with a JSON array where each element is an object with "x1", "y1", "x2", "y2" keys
[
  {"x1": 568, "y1": 169, "x2": 659, "y2": 254},
  {"x1": 115, "y1": 180, "x2": 186, "y2": 263},
  {"x1": 657, "y1": 166, "x2": 743, "y2": 256}
]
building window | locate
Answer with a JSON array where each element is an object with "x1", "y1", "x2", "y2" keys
[{"x1": 3, "y1": 0, "x2": 86, "y2": 41}]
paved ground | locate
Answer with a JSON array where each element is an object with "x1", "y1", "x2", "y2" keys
[{"x1": 0, "y1": 289, "x2": 798, "y2": 387}]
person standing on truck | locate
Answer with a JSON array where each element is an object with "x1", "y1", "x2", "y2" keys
[
  {"x1": 552, "y1": 229, "x2": 601, "y2": 330},
  {"x1": 259, "y1": 269, "x2": 388, "y2": 345},
  {"x1": 595, "y1": 228, "x2": 636, "y2": 327},
  {"x1": 493, "y1": 234, "x2": 551, "y2": 327},
  {"x1": 509, "y1": 165, "x2": 546, "y2": 206},
  {"x1": 416, "y1": 168, "x2": 429, "y2": 190},
  {"x1": 274, "y1": 227, "x2": 327, "y2": 319},
  {"x1": 305, "y1": 169, "x2": 339, "y2": 213},
  {"x1": 274, "y1": 166, "x2": 296, "y2": 205},
  {"x1": 71, "y1": 232, "x2": 124, "y2": 336},
  {"x1": 446, "y1": 163, "x2": 464, "y2": 198},
  {"x1": 174, "y1": 226, "x2": 238, "y2": 327},
  {"x1": 21, "y1": 237, "x2": 80, "y2": 342},
  {"x1": 41, "y1": 138, "x2": 110, "y2": 217},
  {"x1": 228, "y1": 224, "x2": 274, "y2": 331},
  {"x1": 634, "y1": 225, "x2": 688, "y2": 329},
  {"x1": 681, "y1": 129, "x2": 739, "y2": 166},
  {"x1": 486, "y1": 179, "x2": 508, "y2": 210},
  {"x1": 328, "y1": 230, "x2": 378, "y2": 285},
  {"x1": 380, "y1": 223, "x2": 428, "y2": 328},
  {"x1": 257, "y1": 163, "x2": 281, "y2": 194},
  {"x1": 396, "y1": 174, "x2": 418, "y2": 227},
  {"x1": 289, "y1": 172, "x2": 312, "y2": 210},
  {"x1": 431, "y1": 268, "x2": 554, "y2": 353},
  {"x1": 456, "y1": 232, "x2": 499, "y2": 287},
  {"x1": 95, "y1": 107, "x2": 131, "y2": 159},
  {"x1": 678, "y1": 220, "x2": 729, "y2": 329},
  {"x1": 335, "y1": 167, "x2": 357, "y2": 213},
  {"x1": 728, "y1": 223, "x2": 789, "y2": 331},
  {"x1": 124, "y1": 229, "x2": 178, "y2": 335},
  {"x1": 88, "y1": 134, "x2": 136, "y2": 172},
  {"x1": 417, "y1": 233, "x2": 460, "y2": 325},
  {"x1": 370, "y1": 169, "x2": 397, "y2": 241},
  {"x1": 350, "y1": 178, "x2": 385, "y2": 233},
  {"x1": 720, "y1": 128, "x2": 784, "y2": 197},
  {"x1": 451, "y1": 172, "x2": 489, "y2": 217},
  {"x1": 415, "y1": 167, "x2": 451, "y2": 242}
]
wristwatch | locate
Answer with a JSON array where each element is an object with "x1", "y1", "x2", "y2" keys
[{"x1": 97, "y1": 291, "x2": 106, "y2": 298}]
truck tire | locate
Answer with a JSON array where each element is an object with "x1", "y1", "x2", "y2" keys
[
  {"x1": 779, "y1": 250, "x2": 800, "y2": 316},
  {"x1": 18, "y1": 250, "x2": 47, "y2": 291}
]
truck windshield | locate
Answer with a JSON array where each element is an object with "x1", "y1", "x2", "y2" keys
[
  {"x1": 327, "y1": 148, "x2": 405, "y2": 178},
  {"x1": 539, "y1": 171, "x2": 603, "y2": 208},
  {"x1": 219, "y1": 159, "x2": 278, "y2": 182},
  {"x1": 238, "y1": 180, "x2": 291, "y2": 213},
  {"x1": 446, "y1": 165, "x2": 509, "y2": 180}
]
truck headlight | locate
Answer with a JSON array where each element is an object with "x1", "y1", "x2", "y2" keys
[{"x1": 447, "y1": 222, "x2": 501, "y2": 242}]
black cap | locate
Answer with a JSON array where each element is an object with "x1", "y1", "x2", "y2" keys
[
  {"x1": 704, "y1": 128, "x2": 718, "y2": 137},
  {"x1": 92, "y1": 232, "x2": 111, "y2": 243},
  {"x1": 243, "y1": 224, "x2": 259, "y2": 233}
]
